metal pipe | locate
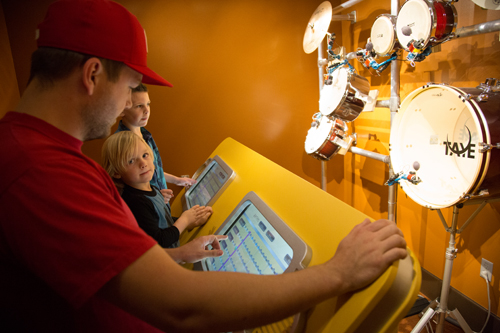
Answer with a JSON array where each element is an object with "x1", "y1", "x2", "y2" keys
[
  {"x1": 349, "y1": 146, "x2": 391, "y2": 164},
  {"x1": 458, "y1": 200, "x2": 487, "y2": 233},
  {"x1": 331, "y1": 0, "x2": 363, "y2": 15},
  {"x1": 375, "y1": 99, "x2": 391, "y2": 108},
  {"x1": 318, "y1": 42, "x2": 327, "y2": 192},
  {"x1": 435, "y1": 205, "x2": 461, "y2": 333},
  {"x1": 435, "y1": 209, "x2": 451, "y2": 232},
  {"x1": 388, "y1": 0, "x2": 400, "y2": 223},
  {"x1": 455, "y1": 19, "x2": 500, "y2": 39},
  {"x1": 331, "y1": 12, "x2": 356, "y2": 23}
]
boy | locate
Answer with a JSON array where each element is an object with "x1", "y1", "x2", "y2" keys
[
  {"x1": 102, "y1": 131, "x2": 212, "y2": 248},
  {"x1": 117, "y1": 83, "x2": 193, "y2": 203}
]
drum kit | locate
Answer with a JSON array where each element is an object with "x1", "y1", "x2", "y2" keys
[
  {"x1": 303, "y1": 0, "x2": 500, "y2": 208},
  {"x1": 303, "y1": 2, "x2": 373, "y2": 162},
  {"x1": 303, "y1": 1, "x2": 500, "y2": 332}
]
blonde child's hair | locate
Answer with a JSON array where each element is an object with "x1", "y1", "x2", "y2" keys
[{"x1": 102, "y1": 131, "x2": 154, "y2": 189}]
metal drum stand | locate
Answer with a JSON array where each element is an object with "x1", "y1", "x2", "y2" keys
[{"x1": 411, "y1": 197, "x2": 500, "y2": 333}]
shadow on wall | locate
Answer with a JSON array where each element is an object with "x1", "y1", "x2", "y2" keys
[
  {"x1": 301, "y1": 150, "x2": 345, "y2": 187},
  {"x1": 358, "y1": 147, "x2": 389, "y2": 214}
]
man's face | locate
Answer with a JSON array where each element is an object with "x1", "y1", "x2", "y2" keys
[
  {"x1": 81, "y1": 65, "x2": 142, "y2": 141},
  {"x1": 121, "y1": 91, "x2": 151, "y2": 129}
]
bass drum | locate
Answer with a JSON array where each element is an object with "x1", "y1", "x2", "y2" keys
[{"x1": 390, "y1": 83, "x2": 500, "y2": 209}]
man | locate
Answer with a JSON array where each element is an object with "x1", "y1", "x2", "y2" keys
[{"x1": 0, "y1": 0, "x2": 408, "y2": 332}]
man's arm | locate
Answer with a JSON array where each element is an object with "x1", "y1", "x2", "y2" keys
[{"x1": 98, "y1": 219, "x2": 407, "y2": 333}]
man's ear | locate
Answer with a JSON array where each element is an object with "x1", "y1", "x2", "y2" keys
[
  {"x1": 112, "y1": 173, "x2": 122, "y2": 179},
  {"x1": 82, "y1": 57, "x2": 104, "y2": 96}
]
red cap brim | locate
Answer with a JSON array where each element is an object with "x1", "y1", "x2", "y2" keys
[{"x1": 125, "y1": 62, "x2": 173, "y2": 87}]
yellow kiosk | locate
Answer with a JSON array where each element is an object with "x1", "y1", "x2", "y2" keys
[{"x1": 171, "y1": 138, "x2": 421, "y2": 333}]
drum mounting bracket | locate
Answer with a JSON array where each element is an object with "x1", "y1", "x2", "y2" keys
[{"x1": 478, "y1": 142, "x2": 500, "y2": 153}]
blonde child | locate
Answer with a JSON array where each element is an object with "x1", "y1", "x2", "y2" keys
[{"x1": 102, "y1": 131, "x2": 212, "y2": 248}]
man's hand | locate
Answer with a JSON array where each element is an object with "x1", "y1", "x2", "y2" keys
[
  {"x1": 165, "y1": 234, "x2": 228, "y2": 264},
  {"x1": 326, "y1": 218, "x2": 407, "y2": 294}
]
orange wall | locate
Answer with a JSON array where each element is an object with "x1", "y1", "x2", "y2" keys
[{"x1": 2, "y1": 0, "x2": 499, "y2": 320}]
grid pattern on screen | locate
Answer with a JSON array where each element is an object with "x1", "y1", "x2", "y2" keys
[
  {"x1": 187, "y1": 162, "x2": 228, "y2": 207},
  {"x1": 206, "y1": 201, "x2": 293, "y2": 275}
]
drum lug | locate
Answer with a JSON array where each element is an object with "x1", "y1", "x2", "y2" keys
[
  {"x1": 464, "y1": 189, "x2": 490, "y2": 201},
  {"x1": 476, "y1": 93, "x2": 488, "y2": 102},
  {"x1": 477, "y1": 78, "x2": 500, "y2": 93},
  {"x1": 465, "y1": 93, "x2": 489, "y2": 102},
  {"x1": 478, "y1": 142, "x2": 500, "y2": 153}
]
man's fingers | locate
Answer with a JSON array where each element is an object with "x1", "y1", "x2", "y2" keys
[
  {"x1": 205, "y1": 235, "x2": 227, "y2": 250},
  {"x1": 381, "y1": 233, "x2": 407, "y2": 254},
  {"x1": 383, "y1": 247, "x2": 408, "y2": 264}
]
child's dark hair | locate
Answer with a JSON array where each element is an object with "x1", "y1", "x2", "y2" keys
[{"x1": 132, "y1": 83, "x2": 148, "y2": 93}]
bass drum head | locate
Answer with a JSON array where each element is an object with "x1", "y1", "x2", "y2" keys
[
  {"x1": 396, "y1": 0, "x2": 432, "y2": 51},
  {"x1": 370, "y1": 14, "x2": 397, "y2": 56},
  {"x1": 390, "y1": 85, "x2": 487, "y2": 209},
  {"x1": 319, "y1": 67, "x2": 348, "y2": 116}
]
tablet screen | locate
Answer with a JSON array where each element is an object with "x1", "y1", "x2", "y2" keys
[
  {"x1": 206, "y1": 200, "x2": 294, "y2": 275},
  {"x1": 185, "y1": 158, "x2": 231, "y2": 208}
]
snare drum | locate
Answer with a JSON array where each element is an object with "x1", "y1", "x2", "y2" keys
[
  {"x1": 370, "y1": 14, "x2": 401, "y2": 57},
  {"x1": 390, "y1": 83, "x2": 500, "y2": 209},
  {"x1": 305, "y1": 115, "x2": 348, "y2": 161},
  {"x1": 396, "y1": 0, "x2": 457, "y2": 52},
  {"x1": 319, "y1": 67, "x2": 371, "y2": 122}
]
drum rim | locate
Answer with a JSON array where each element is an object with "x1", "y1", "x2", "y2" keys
[{"x1": 390, "y1": 83, "x2": 490, "y2": 208}]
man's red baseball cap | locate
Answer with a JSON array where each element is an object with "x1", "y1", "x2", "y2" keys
[{"x1": 36, "y1": 0, "x2": 172, "y2": 87}]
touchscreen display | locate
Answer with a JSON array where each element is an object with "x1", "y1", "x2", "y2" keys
[
  {"x1": 206, "y1": 200, "x2": 293, "y2": 275},
  {"x1": 186, "y1": 161, "x2": 229, "y2": 207}
]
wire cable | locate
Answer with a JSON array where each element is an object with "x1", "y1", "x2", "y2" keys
[{"x1": 475, "y1": 274, "x2": 491, "y2": 333}]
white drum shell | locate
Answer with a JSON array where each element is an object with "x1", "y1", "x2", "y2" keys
[{"x1": 319, "y1": 67, "x2": 370, "y2": 122}]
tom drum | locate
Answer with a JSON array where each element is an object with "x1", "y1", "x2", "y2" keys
[
  {"x1": 370, "y1": 14, "x2": 401, "y2": 57},
  {"x1": 319, "y1": 67, "x2": 371, "y2": 122},
  {"x1": 396, "y1": 0, "x2": 457, "y2": 52},
  {"x1": 305, "y1": 114, "x2": 349, "y2": 161}
]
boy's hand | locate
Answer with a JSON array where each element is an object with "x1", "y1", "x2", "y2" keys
[
  {"x1": 176, "y1": 176, "x2": 196, "y2": 188},
  {"x1": 160, "y1": 189, "x2": 174, "y2": 204},
  {"x1": 182, "y1": 205, "x2": 213, "y2": 231}
]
